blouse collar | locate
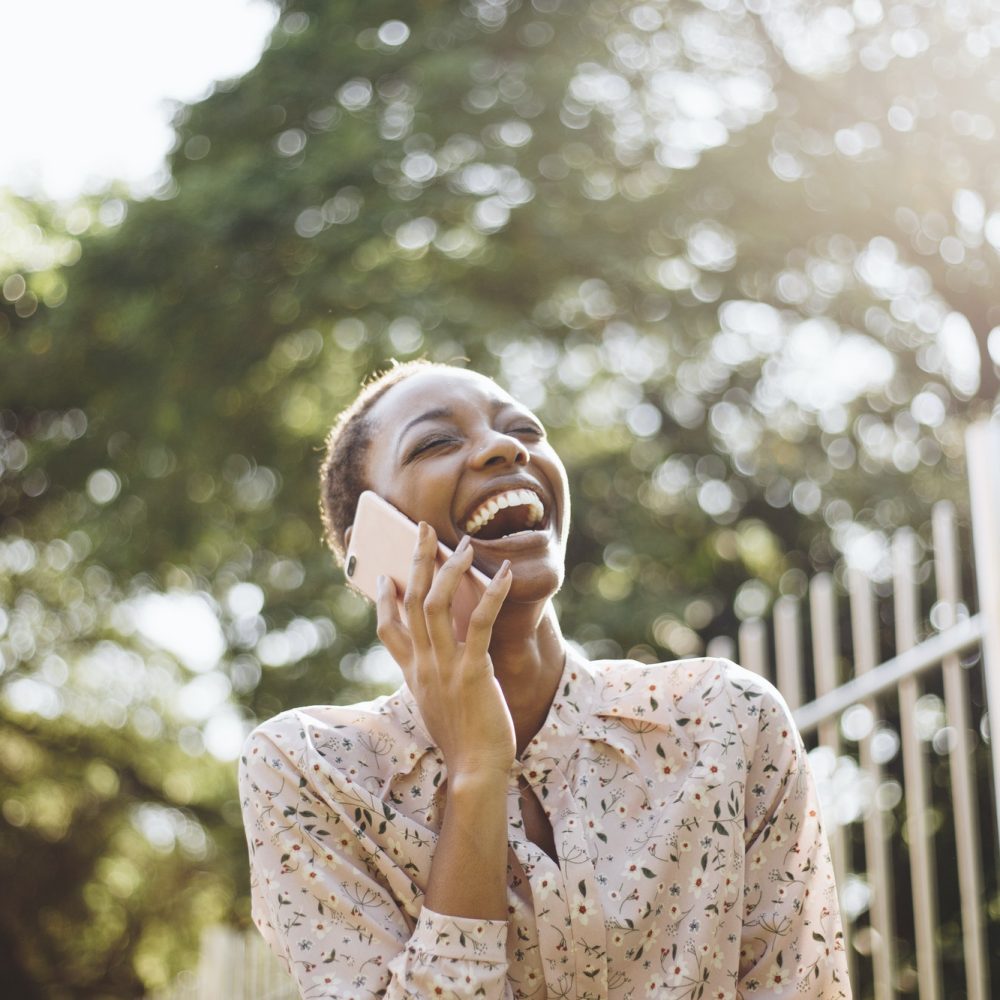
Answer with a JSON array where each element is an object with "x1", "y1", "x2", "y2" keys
[{"x1": 391, "y1": 648, "x2": 702, "y2": 776}]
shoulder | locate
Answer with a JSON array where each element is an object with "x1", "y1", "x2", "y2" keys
[
  {"x1": 586, "y1": 655, "x2": 793, "y2": 746},
  {"x1": 239, "y1": 687, "x2": 426, "y2": 788},
  {"x1": 590, "y1": 654, "x2": 782, "y2": 713}
]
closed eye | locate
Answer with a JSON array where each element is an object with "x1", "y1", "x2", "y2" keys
[{"x1": 405, "y1": 435, "x2": 457, "y2": 461}]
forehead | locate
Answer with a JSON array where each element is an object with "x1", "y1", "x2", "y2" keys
[{"x1": 367, "y1": 369, "x2": 520, "y2": 427}]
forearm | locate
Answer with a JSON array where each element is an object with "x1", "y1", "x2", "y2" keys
[{"x1": 425, "y1": 771, "x2": 510, "y2": 920}]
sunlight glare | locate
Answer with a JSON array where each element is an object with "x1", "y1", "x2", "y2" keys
[{"x1": 0, "y1": 0, "x2": 277, "y2": 200}]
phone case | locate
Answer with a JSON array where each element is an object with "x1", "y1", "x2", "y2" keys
[{"x1": 344, "y1": 490, "x2": 491, "y2": 642}]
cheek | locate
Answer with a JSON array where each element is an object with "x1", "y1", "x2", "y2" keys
[
  {"x1": 385, "y1": 474, "x2": 453, "y2": 530},
  {"x1": 540, "y1": 454, "x2": 570, "y2": 526}
]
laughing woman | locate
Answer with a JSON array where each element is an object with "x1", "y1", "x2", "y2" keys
[{"x1": 239, "y1": 361, "x2": 851, "y2": 1000}]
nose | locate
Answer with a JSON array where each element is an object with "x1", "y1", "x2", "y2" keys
[{"x1": 472, "y1": 429, "x2": 530, "y2": 469}]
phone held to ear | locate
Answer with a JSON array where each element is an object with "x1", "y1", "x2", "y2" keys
[{"x1": 344, "y1": 490, "x2": 491, "y2": 642}]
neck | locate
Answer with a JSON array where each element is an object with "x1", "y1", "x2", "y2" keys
[{"x1": 489, "y1": 603, "x2": 567, "y2": 754}]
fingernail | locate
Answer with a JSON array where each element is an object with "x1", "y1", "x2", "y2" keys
[
  {"x1": 456, "y1": 535, "x2": 471, "y2": 553},
  {"x1": 376, "y1": 574, "x2": 387, "y2": 594},
  {"x1": 497, "y1": 559, "x2": 511, "y2": 578},
  {"x1": 418, "y1": 521, "x2": 428, "y2": 540}
]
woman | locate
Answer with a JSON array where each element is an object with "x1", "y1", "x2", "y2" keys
[{"x1": 239, "y1": 361, "x2": 851, "y2": 999}]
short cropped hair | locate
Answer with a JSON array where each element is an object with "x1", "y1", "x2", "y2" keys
[{"x1": 318, "y1": 359, "x2": 452, "y2": 564}]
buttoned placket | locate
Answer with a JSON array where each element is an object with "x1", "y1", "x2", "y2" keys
[
  {"x1": 397, "y1": 656, "x2": 611, "y2": 998},
  {"x1": 508, "y1": 732, "x2": 609, "y2": 1000}
]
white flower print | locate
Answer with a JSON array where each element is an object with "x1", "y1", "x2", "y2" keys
[{"x1": 240, "y1": 655, "x2": 852, "y2": 1000}]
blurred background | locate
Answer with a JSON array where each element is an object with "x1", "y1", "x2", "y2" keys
[{"x1": 2, "y1": 0, "x2": 999, "y2": 997}]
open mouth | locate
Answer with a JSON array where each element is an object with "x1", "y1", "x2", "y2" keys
[{"x1": 462, "y1": 488, "x2": 547, "y2": 541}]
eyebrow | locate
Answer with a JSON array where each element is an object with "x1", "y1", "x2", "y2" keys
[
  {"x1": 400, "y1": 399, "x2": 519, "y2": 435},
  {"x1": 400, "y1": 406, "x2": 455, "y2": 438},
  {"x1": 397, "y1": 398, "x2": 527, "y2": 453}
]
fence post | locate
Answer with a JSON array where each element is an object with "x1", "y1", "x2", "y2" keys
[{"x1": 966, "y1": 419, "x2": 1000, "y2": 849}]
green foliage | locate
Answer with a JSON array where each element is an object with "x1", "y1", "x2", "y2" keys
[{"x1": 1, "y1": 0, "x2": 998, "y2": 995}]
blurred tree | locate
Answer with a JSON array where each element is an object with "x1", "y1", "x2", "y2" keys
[{"x1": 1, "y1": 0, "x2": 998, "y2": 995}]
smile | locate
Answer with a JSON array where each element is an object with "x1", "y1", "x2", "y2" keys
[{"x1": 463, "y1": 488, "x2": 546, "y2": 539}]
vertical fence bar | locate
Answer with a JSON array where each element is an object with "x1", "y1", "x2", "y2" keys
[
  {"x1": 848, "y1": 567, "x2": 895, "y2": 1000},
  {"x1": 966, "y1": 420, "x2": 1000, "y2": 851},
  {"x1": 233, "y1": 930, "x2": 246, "y2": 1000},
  {"x1": 933, "y1": 501, "x2": 988, "y2": 1000},
  {"x1": 809, "y1": 572, "x2": 853, "y2": 983},
  {"x1": 196, "y1": 926, "x2": 234, "y2": 1000},
  {"x1": 706, "y1": 634, "x2": 737, "y2": 662},
  {"x1": 738, "y1": 616, "x2": 769, "y2": 679},
  {"x1": 244, "y1": 932, "x2": 255, "y2": 1000},
  {"x1": 774, "y1": 595, "x2": 803, "y2": 710},
  {"x1": 893, "y1": 529, "x2": 941, "y2": 1000}
]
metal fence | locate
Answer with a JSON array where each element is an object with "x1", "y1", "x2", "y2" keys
[
  {"x1": 152, "y1": 420, "x2": 1000, "y2": 1000},
  {"x1": 147, "y1": 925, "x2": 298, "y2": 1000},
  {"x1": 703, "y1": 418, "x2": 999, "y2": 1000}
]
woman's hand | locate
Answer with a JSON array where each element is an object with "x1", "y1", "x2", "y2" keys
[{"x1": 375, "y1": 522, "x2": 517, "y2": 780}]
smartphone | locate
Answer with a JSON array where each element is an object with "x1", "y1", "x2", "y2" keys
[{"x1": 344, "y1": 490, "x2": 491, "y2": 642}]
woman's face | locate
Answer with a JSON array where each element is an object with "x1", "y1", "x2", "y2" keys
[{"x1": 361, "y1": 368, "x2": 570, "y2": 601}]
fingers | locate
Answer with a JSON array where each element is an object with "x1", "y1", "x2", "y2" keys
[
  {"x1": 401, "y1": 522, "x2": 437, "y2": 649},
  {"x1": 423, "y1": 535, "x2": 476, "y2": 651},
  {"x1": 463, "y1": 559, "x2": 513, "y2": 661},
  {"x1": 375, "y1": 574, "x2": 412, "y2": 667}
]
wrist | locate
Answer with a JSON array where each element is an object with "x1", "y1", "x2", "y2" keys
[{"x1": 446, "y1": 768, "x2": 511, "y2": 797}]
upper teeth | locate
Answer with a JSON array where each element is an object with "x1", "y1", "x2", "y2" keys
[{"x1": 464, "y1": 489, "x2": 544, "y2": 535}]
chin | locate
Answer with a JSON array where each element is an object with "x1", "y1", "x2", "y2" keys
[{"x1": 505, "y1": 562, "x2": 564, "y2": 605}]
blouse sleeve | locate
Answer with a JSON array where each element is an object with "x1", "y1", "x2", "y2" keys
[
  {"x1": 238, "y1": 718, "x2": 512, "y2": 1000},
  {"x1": 735, "y1": 678, "x2": 852, "y2": 999}
]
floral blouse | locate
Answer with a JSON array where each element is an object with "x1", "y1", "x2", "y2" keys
[{"x1": 239, "y1": 654, "x2": 851, "y2": 999}]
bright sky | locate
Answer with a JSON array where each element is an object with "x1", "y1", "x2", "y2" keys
[{"x1": 0, "y1": 0, "x2": 277, "y2": 201}]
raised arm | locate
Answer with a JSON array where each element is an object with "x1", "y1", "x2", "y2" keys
[
  {"x1": 240, "y1": 526, "x2": 519, "y2": 999},
  {"x1": 375, "y1": 524, "x2": 516, "y2": 922}
]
